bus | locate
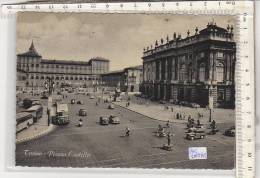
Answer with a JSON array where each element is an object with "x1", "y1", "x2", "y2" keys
[
  {"x1": 16, "y1": 112, "x2": 34, "y2": 133},
  {"x1": 26, "y1": 105, "x2": 43, "y2": 123},
  {"x1": 52, "y1": 103, "x2": 69, "y2": 125}
]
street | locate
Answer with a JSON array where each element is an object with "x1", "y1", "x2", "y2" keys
[{"x1": 16, "y1": 93, "x2": 235, "y2": 169}]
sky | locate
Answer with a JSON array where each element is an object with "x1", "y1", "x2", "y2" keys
[{"x1": 17, "y1": 13, "x2": 236, "y2": 71}]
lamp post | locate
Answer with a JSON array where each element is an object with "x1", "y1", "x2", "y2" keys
[{"x1": 208, "y1": 84, "x2": 213, "y2": 122}]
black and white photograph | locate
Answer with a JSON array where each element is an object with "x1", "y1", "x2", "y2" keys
[{"x1": 15, "y1": 12, "x2": 236, "y2": 169}]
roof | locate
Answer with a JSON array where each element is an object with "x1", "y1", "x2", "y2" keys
[
  {"x1": 17, "y1": 41, "x2": 42, "y2": 58},
  {"x1": 26, "y1": 105, "x2": 43, "y2": 112},
  {"x1": 102, "y1": 70, "x2": 124, "y2": 76},
  {"x1": 41, "y1": 59, "x2": 91, "y2": 66},
  {"x1": 57, "y1": 104, "x2": 68, "y2": 112},
  {"x1": 16, "y1": 112, "x2": 32, "y2": 119},
  {"x1": 90, "y1": 57, "x2": 110, "y2": 62},
  {"x1": 199, "y1": 23, "x2": 228, "y2": 35},
  {"x1": 124, "y1": 65, "x2": 143, "y2": 71}
]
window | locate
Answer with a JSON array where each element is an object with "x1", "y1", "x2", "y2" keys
[
  {"x1": 31, "y1": 64, "x2": 34, "y2": 67},
  {"x1": 41, "y1": 76, "x2": 44, "y2": 79},
  {"x1": 36, "y1": 64, "x2": 39, "y2": 68},
  {"x1": 31, "y1": 75, "x2": 34, "y2": 79},
  {"x1": 36, "y1": 76, "x2": 39, "y2": 79},
  {"x1": 65, "y1": 77, "x2": 69, "y2": 80},
  {"x1": 216, "y1": 63, "x2": 224, "y2": 82},
  {"x1": 217, "y1": 52, "x2": 223, "y2": 58},
  {"x1": 199, "y1": 63, "x2": 205, "y2": 81},
  {"x1": 70, "y1": 77, "x2": 73, "y2": 80},
  {"x1": 56, "y1": 76, "x2": 59, "y2": 80},
  {"x1": 179, "y1": 64, "x2": 187, "y2": 81},
  {"x1": 56, "y1": 65, "x2": 59, "y2": 68},
  {"x1": 200, "y1": 52, "x2": 205, "y2": 58}
]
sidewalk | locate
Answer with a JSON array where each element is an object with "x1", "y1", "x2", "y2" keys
[
  {"x1": 16, "y1": 106, "x2": 56, "y2": 144},
  {"x1": 114, "y1": 100, "x2": 235, "y2": 125}
]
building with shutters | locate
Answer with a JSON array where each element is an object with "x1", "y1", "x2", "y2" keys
[
  {"x1": 141, "y1": 22, "x2": 236, "y2": 108},
  {"x1": 16, "y1": 41, "x2": 110, "y2": 89}
]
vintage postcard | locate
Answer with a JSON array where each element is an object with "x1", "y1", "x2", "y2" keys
[{"x1": 15, "y1": 12, "x2": 236, "y2": 169}]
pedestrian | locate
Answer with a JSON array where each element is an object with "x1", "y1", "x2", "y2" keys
[
  {"x1": 167, "y1": 132, "x2": 171, "y2": 146},
  {"x1": 166, "y1": 120, "x2": 170, "y2": 128},
  {"x1": 125, "y1": 127, "x2": 130, "y2": 137},
  {"x1": 176, "y1": 113, "x2": 179, "y2": 120},
  {"x1": 171, "y1": 107, "x2": 173, "y2": 112},
  {"x1": 197, "y1": 118, "x2": 200, "y2": 126},
  {"x1": 188, "y1": 115, "x2": 191, "y2": 122}
]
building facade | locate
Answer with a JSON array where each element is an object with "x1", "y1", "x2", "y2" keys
[
  {"x1": 101, "y1": 70, "x2": 125, "y2": 91},
  {"x1": 16, "y1": 41, "x2": 110, "y2": 89},
  {"x1": 102, "y1": 65, "x2": 143, "y2": 92},
  {"x1": 123, "y1": 65, "x2": 143, "y2": 92},
  {"x1": 142, "y1": 23, "x2": 236, "y2": 108}
]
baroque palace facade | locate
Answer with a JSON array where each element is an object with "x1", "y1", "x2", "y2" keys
[
  {"x1": 142, "y1": 22, "x2": 236, "y2": 108},
  {"x1": 16, "y1": 41, "x2": 109, "y2": 89}
]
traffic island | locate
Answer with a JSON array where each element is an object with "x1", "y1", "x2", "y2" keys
[{"x1": 16, "y1": 106, "x2": 56, "y2": 144}]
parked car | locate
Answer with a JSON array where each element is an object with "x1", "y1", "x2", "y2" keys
[
  {"x1": 224, "y1": 126, "x2": 235, "y2": 137},
  {"x1": 79, "y1": 109, "x2": 87, "y2": 116},
  {"x1": 77, "y1": 100, "x2": 83, "y2": 104},
  {"x1": 90, "y1": 95, "x2": 95, "y2": 99},
  {"x1": 99, "y1": 116, "x2": 109, "y2": 125},
  {"x1": 115, "y1": 98, "x2": 121, "y2": 102},
  {"x1": 189, "y1": 103, "x2": 201, "y2": 108},
  {"x1": 108, "y1": 104, "x2": 115, "y2": 109},
  {"x1": 186, "y1": 128, "x2": 206, "y2": 140},
  {"x1": 71, "y1": 99, "x2": 75, "y2": 104},
  {"x1": 109, "y1": 115, "x2": 120, "y2": 124},
  {"x1": 180, "y1": 101, "x2": 189, "y2": 106},
  {"x1": 41, "y1": 94, "x2": 48, "y2": 99},
  {"x1": 159, "y1": 100, "x2": 166, "y2": 104}
]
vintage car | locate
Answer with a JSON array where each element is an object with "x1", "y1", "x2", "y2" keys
[
  {"x1": 189, "y1": 103, "x2": 201, "y2": 108},
  {"x1": 71, "y1": 99, "x2": 75, "y2": 104},
  {"x1": 41, "y1": 94, "x2": 48, "y2": 99},
  {"x1": 79, "y1": 109, "x2": 87, "y2": 116},
  {"x1": 186, "y1": 129, "x2": 206, "y2": 140},
  {"x1": 108, "y1": 104, "x2": 115, "y2": 109},
  {"x1": 224, "y1": 126, "x2": 235, "y2": 137},
  {"x1": 109, "y1": 115, "x2": 120, "y2": 124},
  {"x1": 99, "y1": 116, "x2": 109, "y2": 125},
  {"x1": 77, "y1": 100, "x2": 83, "y2": 105}
]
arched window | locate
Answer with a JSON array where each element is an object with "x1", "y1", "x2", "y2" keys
[
  {"x1": 199, "y1": 63, "x2": 205, "y2": 81},
  {"x1": 216, "y1": 63, "x2": 224, "y2": 82}
]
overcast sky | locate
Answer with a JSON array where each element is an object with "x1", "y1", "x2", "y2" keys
[{"x1": 17, "y1": 13, "x2": 236, "y2": 71}]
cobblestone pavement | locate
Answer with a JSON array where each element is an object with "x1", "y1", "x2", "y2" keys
[
  {"x1": 15, "y1": 92, "x2": 235, "y2": 169},
  {"x1": 115, "y1": 95, "x2": 235, "y2": 124}
]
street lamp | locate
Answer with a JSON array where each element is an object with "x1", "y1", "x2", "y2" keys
[{"x1": 208, "y1": 84, "x2": 213, "y2": 122}]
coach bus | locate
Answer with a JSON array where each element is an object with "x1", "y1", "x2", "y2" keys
[
  {"x1": 52, "y1": 103, "x2": 69, "y2": 125},
  {"x1": 26, "y1": 105, "x2": 43, "y2": 123},
  {"x1": 16, "y1": 112, "x2": 34, "y2": 133}
]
